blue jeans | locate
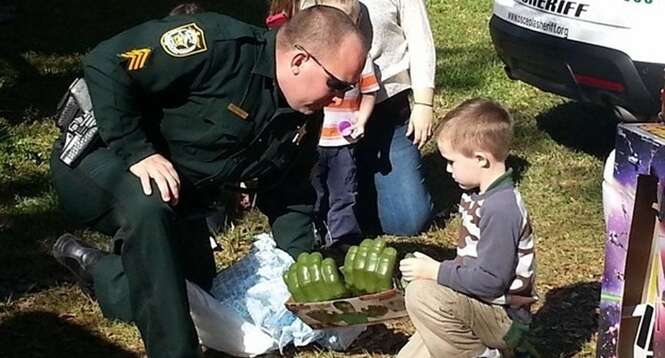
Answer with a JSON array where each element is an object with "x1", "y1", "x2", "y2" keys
[
  {"x1": 358, "y1": 91, "x2": 433, "y2": 235},
  {"x1": 313, "y1": 145, "x2": 362, "y2": 245}
]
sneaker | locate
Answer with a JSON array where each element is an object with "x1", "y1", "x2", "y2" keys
[{"x1": 478, "y1": 347, "x2": 502, "y2": 358}]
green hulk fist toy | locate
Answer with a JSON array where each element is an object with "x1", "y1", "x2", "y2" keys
[
  {"x1": 342, "y1": 239, "x2": 397, "y2": 295},
  {"x1": 283, "y1": 252, "x2": 349, "y2": 302}
]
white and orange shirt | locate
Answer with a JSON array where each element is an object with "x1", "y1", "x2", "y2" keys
[{"x1": 318, "y1": 56, "x2": 379, "y2": 147}]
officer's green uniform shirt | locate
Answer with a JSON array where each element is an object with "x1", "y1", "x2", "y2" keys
[{"x1": 81, "y1": 12, "x2": 320, "y2": 256}]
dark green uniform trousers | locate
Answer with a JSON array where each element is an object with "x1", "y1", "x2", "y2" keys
[{"x1": 51, "y1": 143, "x2": 215, "y2": 358}]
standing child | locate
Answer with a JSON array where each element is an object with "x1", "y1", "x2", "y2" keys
[
  {"x1": 269, "y1": 0, "x2": 380, "y2": 247},
  {"x1": 302, "y1": 0, "x2": 379, "y2": 247},
  {"x1": 398, "y1": 98, "x2": 538, "y2": 357}
]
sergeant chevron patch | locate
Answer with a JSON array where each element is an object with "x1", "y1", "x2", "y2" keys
[{"x1": 119, "y1": 48, "x2": 151, "y2": 71}]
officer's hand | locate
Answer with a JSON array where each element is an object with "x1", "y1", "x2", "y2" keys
[
  {"x1": 129, "y1": 154, "x2": 181, "y2": 205},
  {"x1": 342, "y1": 239, "x2": 397, "y2": 295},
  {"x1": 283, "y1": 252, "x2": 349, "y2": 302},
  {"x1": 399, "y1": 251, "x2": 440, "y2": 282},
  {"x1": 406, "y1": 104, "x2": 433, "y2": 150}
]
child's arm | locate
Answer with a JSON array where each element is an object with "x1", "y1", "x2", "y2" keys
[
  {"x1": 350, "y1": 92, "x2": 376, "y2": 139},
  {"x1": 439, "y1": 197, "x2": 524, "y2": 298},
  {"x1": 350, "y1": 55, "x2": 379, "y2": 139}
]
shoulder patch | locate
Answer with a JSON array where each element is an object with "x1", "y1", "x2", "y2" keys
[
  {"x1": 160, "y1": 23, "x2": 207, "y2": 57},
  {"x1": 119, "y1": 48, "x2": 151, "y2": 71}
]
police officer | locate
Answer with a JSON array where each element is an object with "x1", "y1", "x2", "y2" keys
[{"x1": 50, "y1": 6, "x2": 366, "y2": 358}]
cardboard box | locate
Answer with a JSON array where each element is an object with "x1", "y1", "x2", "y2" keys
[
  {"x1": 598, "y1": 123, "x2": 665, "y2": 357},
  {"x1": 285, "y1": 288, "x2": 408, "y2": 329}
]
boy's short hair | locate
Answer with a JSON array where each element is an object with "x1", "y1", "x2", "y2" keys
[{"x1": 436, "y1": 98, "x2": 513, "y2": 161}]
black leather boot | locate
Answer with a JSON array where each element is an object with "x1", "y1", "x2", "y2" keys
[{"x1": 52, "y1": 233, "x2": 105, "y2": 296}]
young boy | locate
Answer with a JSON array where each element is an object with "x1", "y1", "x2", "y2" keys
[
  {"x1": 296, "y1": 0, "x2": 380, "y2": 248},
  {"x1": 398, "y1": 98, "x2": 537, "y2": 358}
]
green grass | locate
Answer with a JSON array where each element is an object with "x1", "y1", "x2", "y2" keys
[{"x1": 0, "y1": 0, "x2": 612, "y2": 356}]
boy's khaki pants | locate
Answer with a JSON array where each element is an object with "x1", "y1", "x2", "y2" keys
[{"x1": 397, "y1": 280, "x2": 513, "y2": 358}]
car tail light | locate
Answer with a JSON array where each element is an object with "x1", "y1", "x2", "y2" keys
[{"x1": 574, "y1": 74, "x2": 625, "y2": 92}]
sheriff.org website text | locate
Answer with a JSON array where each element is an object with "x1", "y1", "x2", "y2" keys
[{"x1": 507, "y1": 12, "x2": 570, "y2": 38}]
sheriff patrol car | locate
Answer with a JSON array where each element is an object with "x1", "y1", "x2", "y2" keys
[{"x1": 490, "y1": 0, "x2": 665, "y2": 120}]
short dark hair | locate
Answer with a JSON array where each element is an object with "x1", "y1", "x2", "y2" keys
[
  {"x1": 436, "y1": 98, "x2": 513, "y2": 161},
  {"x1": 169, "y1": 3, "x2": 204, "y2": 16},
  {"x1": 276, "y1": 6, "x2": 366, "y2": 59}
]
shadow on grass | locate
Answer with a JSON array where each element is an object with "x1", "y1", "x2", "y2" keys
[
  {"x1": 390, "y1": 241, "x2": 456, "y2": 262},
  {"x1": 8, "y1": 0, "x2": 267, "y2": 54},
  {"x1": 0, "y1": 0, "x2": 269, "y2": 123},
  {"x1": 0, "y1": 119, "x2": 8, "y2": 142},
  {"x1": 536, "y1": 102, "x2": 618, "y2": 159},
  {"x1": 0, "y1": 171, "x2": 51, "y2": 202},
  {"x1": 0, "y1": 311, "x2": 138, "y2": 357},
  {"x1": 347, "y1": 324, "x2": 410, "y2": 355},
  {"x1": 201, "y1": 348, "x2": 240, "y2": 358},
  {"x1": 435, "y1": 45, "x2": 501, "y2": 91},
  {"x1": 0, "y1": 53, "x2": 78, "y2": 124},
  {"x1": 423, "y1": 151, "x2": 531, "y2": 227},
  {"x1": 0, "y1": 207, "x2": 75, "y2": 302},
  {"x1": 530, "y1": 281, "x2": 600, "y2": 358},
  {"x1": 280, "y1": 324, "x2": 411, "y2": 357},
  {"x1": 507, "y1": 154, "x2": 530, "y2": 184},
  {"x1": 423, "y1": 150, "x2": 461, "y2": 224}
]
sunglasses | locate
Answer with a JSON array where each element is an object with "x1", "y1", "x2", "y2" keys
[{"x1": 295, "y1": 44, "x2": 355, "y2": 93}]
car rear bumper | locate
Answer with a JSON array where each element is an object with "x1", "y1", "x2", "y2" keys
[{"x1": 490, "y1": 15, "x2": 663, "y2": 116}]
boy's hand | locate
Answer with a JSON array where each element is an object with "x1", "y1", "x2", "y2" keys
[
  {"x1": 349, "y1": 119, "x2": 367, "y2": 139},
  {"x1": 399, "y1": 252, "x2": 440, "y2": 282}
]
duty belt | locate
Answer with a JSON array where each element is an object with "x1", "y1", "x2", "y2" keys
[{"x1": 55, "y1": 78, "x2": 99, "y2": 167}]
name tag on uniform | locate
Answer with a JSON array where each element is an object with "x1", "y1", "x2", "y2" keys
[{"x1": 227, "y1": 103, "x2": 249, "y2": 120}]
